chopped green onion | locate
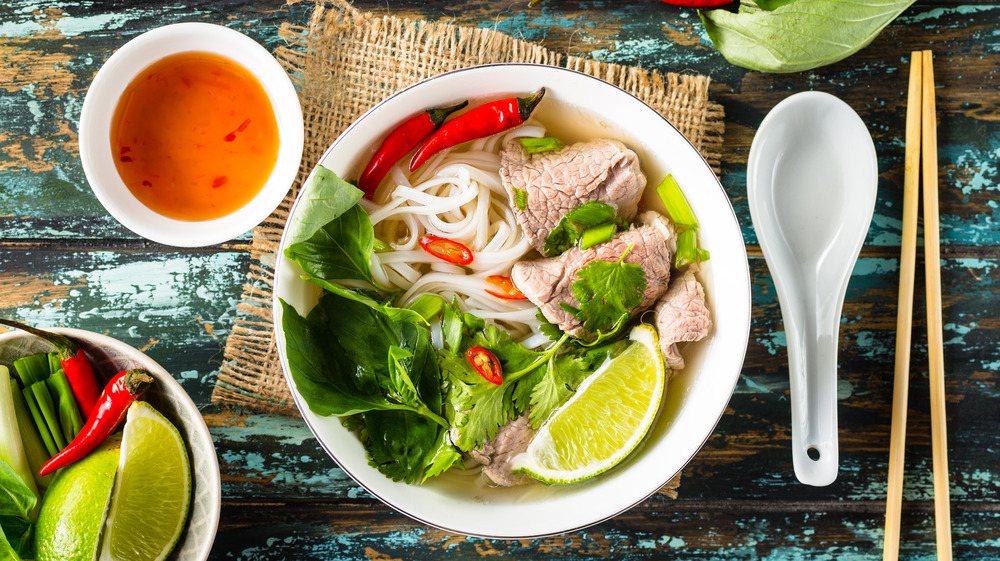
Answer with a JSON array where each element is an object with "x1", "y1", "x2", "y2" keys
[
  {"x1": 579, "y1": 222, "x2": 616, "y2": 250},
  {"x1": 373, "y1": 237, "x2": 392, "y2": 253},
  {"x1": 1, "y1": 366, "x2": 40, "y2": 504},
  {"x1": 28, "y1": 382, "x2": 66, "y2": 451},
  {"x1": 47, "y1": 370, "x2": 84, "y2": 444},
  {"x1": 519, "y1": 137, "x2": 564, "y2": 155},
  {"x1": 9, "y1": 378, "x2": 52, "y2": 490},
  {"x1": 20, "y1": 386, "x2": 58, "y2": 457},
  {"x1": 656, "y1": 174, "x2": 698, "y2": 228},
  {"x1": 513, "y1": 187, "x2": 528, "y2": 210},
  {"x1": 407, "y1": 294, "x2": 446, "y2": 322},
  {"x1": 13, "y1": 353, "x2": 49, "y2": 386},
  {"x1": 698, "y1": 247, "x2": 711, "y2": 262},
  {"x1": 675, "y1": 228, "x2": 699, "y2": 268}
]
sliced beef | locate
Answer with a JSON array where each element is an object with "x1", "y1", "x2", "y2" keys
[
  {"x1": 499, "y1": 138, "x2": 646, "y2": 256},
  {"x1": 654, "y1": 269, "x2": 711, "y2": 370},
  {"x1": 469, "y1": 414, "x2": 535, "y2": 487},
  {"x1": 512, "y1": 211, "x2": 676, "y2": 338}
]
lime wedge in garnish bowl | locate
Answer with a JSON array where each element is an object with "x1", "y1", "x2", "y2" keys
[
  {"x1": 99, "y1": 400, "x2": 192, "y2": 561},
  {"x1": 511, "y1": 323, "x2": 666, "y2": 484}
]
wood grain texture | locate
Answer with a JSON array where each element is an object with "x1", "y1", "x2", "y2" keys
[{"x1": 2, "y1": 1, "x2": 999, "y2": 559}]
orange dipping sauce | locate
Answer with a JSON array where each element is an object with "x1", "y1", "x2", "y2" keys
[{"x1": 111, "y1": 51, "x2": 279, "y2": 221}]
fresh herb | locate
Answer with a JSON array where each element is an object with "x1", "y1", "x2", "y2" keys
[
  {"x1": 518, "y1": 137, "x2": 564, "y2": 155},
  {"x1": 700, "y1": 0, "x2": 916, "y2": 73},
  {"x1": 543, "y1": 201, "x2": 626, "y2": 255},
  {"x1": 571, "y1": 245, "x2": 647, "y2": 334},
  {"x1": 284, "y1": 165, "x2": 365, "y2": 247},
  {"x1": 0, "y1": 457, "x2": 36, "y2": 559},
  {"x1": 579, "y1": 223, "x2": 616, "y2": 250},
  {"x1": 655, "y1": 174, "x2": 698, "y2": 228},
  {"x1": 284, "y1": 204, "x2": 380, "y2": 288},
  {"x1": 512, "y1": 187, "x2": 528, "y2": 210}
]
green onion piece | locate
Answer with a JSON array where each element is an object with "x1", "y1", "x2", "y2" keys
[
  {"x1": 9, "y1": 378, "x2": 52, "y2": 489},
  {"x1": 697, "y1": 247, "x2": 711, "y2": 262},
  {"x1": 373, "y1": 237, "x2": 392, "y2": 253},
  {"x1": 407, "y1": 294, "x2": 446, "y2": 322},
  {"x1": 20, "y1": 386, "x2": 58, "y2": 457},
  {"x1": 48, "y1": 352, "x2": 61, "y2": 375},
  {"x1": 519, "y1": 137, "x2": 564, "y2": 155},
  {"x1": 579, "y1": 223, "x2": 617, "y2": 250},
  {"x1": 675, "y1": 228, "x2": 699, "y2": 268},
  {"x1": 513, "y1": 187, "x2": 528, "y2": 210},
  {"x1": 28, "y1": 382, "x2": 66, "y2": 451},
  {"x1": 47, "y1": 370, "x2": 84, "y2": 444},
  {"x1": 656, "y1": 174, "x2": 699, "y2": 228},
  {"x1": 13, "y1": 353, "x2": 50, "y2": 386}
]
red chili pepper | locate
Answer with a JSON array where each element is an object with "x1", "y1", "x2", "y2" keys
[
  {"x1": 409, "y1": 88, "x2": 546, "y2": 171},
  {"x1": 484, "y1": 275, "x2": 528, "y2": 300},
  {"x1": 419, "y1": 235, "x2": 474, "y2": 265},
  {"x1": 466, "y1": 347, "x2": 502, "y2": 385},
  {"x1": 359, "y1": 101, "x2": 469, "y2": 198},
  {"x1": 659, "y1": 0, "x2": 732, "y2": 6},
  {"x1": 38, "y1": 369, "x2": 153, "y2": 476},
  {"x1": 0, "y1": 318, "x2": 101, "y2": 420}
]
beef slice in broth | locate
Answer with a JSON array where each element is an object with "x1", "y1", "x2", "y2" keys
[
  {"x1": 512, "y1": 211, "x2": 676, "y2": 338},
  {"x1": 469, "y1": 413, "x2": 536, "y2": 486},
  {"x1": 499, "y1": 138, "x2": 646, "y2": 256},
  {"x1": 654, "y1": 269, "x2": 711, "y2": 370}
]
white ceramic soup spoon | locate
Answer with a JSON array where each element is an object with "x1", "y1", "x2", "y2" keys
[{"x1": 747, "y1": 91, "x2": 877, "y2": 487}]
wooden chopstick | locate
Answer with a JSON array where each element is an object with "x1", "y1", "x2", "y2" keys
[
  {"x1": 883, "y1": 50, "x2": 922, "y2": 561},
  {"x1": 921, "y1": 49, "x2": 953, "y2": 561}
]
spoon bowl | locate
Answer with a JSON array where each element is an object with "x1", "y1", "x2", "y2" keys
[{"x1": 747, "y1": 91, "x2": 877, "y2": 486}]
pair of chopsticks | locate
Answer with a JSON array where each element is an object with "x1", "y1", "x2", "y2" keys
[{"x1": 883, "y1": 50, "x2": 952, "y2": 561}]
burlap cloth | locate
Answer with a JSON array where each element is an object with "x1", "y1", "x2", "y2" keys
[{"x1": 210, "y1": 0, "x2": 724, "y2": 498}]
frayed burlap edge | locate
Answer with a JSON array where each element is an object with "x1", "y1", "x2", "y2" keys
[{"x1": 211, "y1": 1, "x2": 723, "y2": 495}]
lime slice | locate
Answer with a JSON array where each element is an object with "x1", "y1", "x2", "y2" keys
[
  {"x1": 34, "y1": 434, "x2": 122, "y2": 561},
  {"x1": 511, "y1": 324, "x2": 665, "y2": 484},
  {"x1": 98, "y1": 401, "x2": 192, "y2": 561}
]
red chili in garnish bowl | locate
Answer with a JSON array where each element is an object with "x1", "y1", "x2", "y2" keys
[
  {"x1": 419, "y1": 235, "x2": 474, "y2": 265},
  {"x1": 484, "y1": 275, "x2": 528, "y2": 300},
  {"x1": 466, "y1": 347, "x2": 503, "y2": 385}
]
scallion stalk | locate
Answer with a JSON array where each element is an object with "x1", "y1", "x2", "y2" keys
[
  {"x1": 47, "y1": 369, "x2": 84, "y2": 443},
  {"x1": 579, "y1": 223, "x2": 616, "y2": 250},
  {"x1": 675, "y1": 228, "x2": 699, "y2": 268},
  {"x1": 656, "y1": 174, "x2": 699, "y2": 228},
  {"x1": 13, "y1": 352, "x2": 49, "y2": 386},
  {"x1": 9, "y1": 378, "x2": 53, "y2": 490},
  {"x1": 20, "y1": 386, "x2": 58, "y2": 457},
  {"x1": 28, "y1": 382, "x2": 67, "y2": 451},
  {"x1": 0, "y1": 365, "x2": 40, "y2": 507},
  {"x1": 519, "y1": 137, "x2": 564, "y2": 155}
]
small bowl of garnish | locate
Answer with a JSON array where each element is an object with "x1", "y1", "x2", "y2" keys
[{"x1": 79, "y1": 22, "x2": 303, "y2": 247}]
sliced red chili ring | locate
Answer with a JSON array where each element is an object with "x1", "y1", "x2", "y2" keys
[
  {"x1": 484, "y1": 275, "x2": 528, "y2": 300},
  {"x1": 418, "y1": 235, "x2": 474, "y2": 265},
  {"x1": 466, "y1": 346, "x2": 502, "y2": 385}
]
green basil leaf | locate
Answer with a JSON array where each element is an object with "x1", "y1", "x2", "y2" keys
[
  {"x1": 285, "y1": 165, "x2": 364, "y2": 247},
  {"x1": 564, "y1": 201, "x2": 617, "y2": 227},
  {"x1": 284, "y1": 204, "x2": 375, "y2": 285},
  {"x1": 700, "y1": 0, "x2": 916, "y2": 73}
]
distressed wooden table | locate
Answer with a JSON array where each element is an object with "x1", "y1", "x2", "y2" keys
[{"x1": 2, "y1": 1, "x2": 998, "y2": 559}]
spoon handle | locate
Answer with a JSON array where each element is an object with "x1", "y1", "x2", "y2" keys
[{"x1": 784, "y1": 289, "x2": 840, "y2": 487}]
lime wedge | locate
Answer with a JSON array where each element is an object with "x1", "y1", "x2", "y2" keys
[
  {"x1": 34, "y1": 435, "x2": 121, "y2": 561},
  {"x1": 99, "y1": 401, "x2": 192, "y2": 561},
  {"x1": 511, "y1": 324, "x2": 665, "y2": 484}
]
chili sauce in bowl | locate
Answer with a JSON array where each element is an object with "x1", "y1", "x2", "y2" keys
[
  {"x1": 80, "y1": 23, "x2": 302, "y2": 247},
  {"x1": 111, "y1": 51, "x2": 280, "y2": 221}
]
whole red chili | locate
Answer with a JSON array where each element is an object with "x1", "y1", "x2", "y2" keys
[
  {"x1": 466, "y1": 347, "x2": 502, "y2": 385},
  {"x1": 409, "y1": 88, "x2": 546, "y2": 171},
  {"x1": 419, "y1": 235, "x2": 474, "y2": 265},
  {"x1": 484, "y1": 275, "x2": 528, "y2": 300},
  {"x1": 38, "y1": 369, "x2": 153, "y2": 476},
  {"x1": 359, "y1": 101, "x2": 468, "y2": 199},
  {"x1": 0, "y1": 318, "x2": 100, "y2": 420}
]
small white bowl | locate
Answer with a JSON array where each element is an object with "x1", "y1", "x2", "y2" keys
[
  {"x1": 0, "y1": 328, "x2": 221, "y2": 560},
  {"x1": 273, "y1": 63, "x2": 752, "y2": 538},
  {"x1": 79, "y1": 22, "x2": 303, "y2": 247}
]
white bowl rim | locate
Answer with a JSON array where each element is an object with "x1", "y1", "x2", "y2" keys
[
  {"x1": 0, "y1": 327, "x2": 222, "y2": 559},
  {"x1": 79, "y1": 22, "x2": 304, "y2": 247},
  {"x1": 273, "y1": 62, "x2": 751, "y2": 539}
]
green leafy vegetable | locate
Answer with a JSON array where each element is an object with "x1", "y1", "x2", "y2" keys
[
  {"x1": 518, "y1": 137, "x2": 564, "y2": 155},
  {"x1": 0, "y1": 457, "x2": 37, "y2": 559},
  {"x1": 285, "y1": 165, "x2": 365, "y2": 247},
  {"x1": 285, "y1": 204, "x2": 377, "y2": 286},
  {"x1": 571, "y1": 246, "x2": 647, "y2": 334},
  {"x1": 700, "y1": 0, "x2": 916, "y2": 73}
]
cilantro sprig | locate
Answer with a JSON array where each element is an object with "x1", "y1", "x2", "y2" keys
[{"x1": 571, "y1": 244, "x2": 647, "y2": 334}]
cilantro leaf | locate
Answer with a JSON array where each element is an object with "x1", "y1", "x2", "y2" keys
[
  {"x1": 571, "y1": 252, "x2": 647, "y2": 334},
  {"x1": 527, "y1": 354, "x2": 592, "y2": 428}
]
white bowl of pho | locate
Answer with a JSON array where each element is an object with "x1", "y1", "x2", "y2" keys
[{"x1": 273, "y1": 63, "x2": 751, "y2": 538}]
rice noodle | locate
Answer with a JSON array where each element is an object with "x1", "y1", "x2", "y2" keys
[{"x1": 368, "y1": 122, "x2": 546, "y2": 344}]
